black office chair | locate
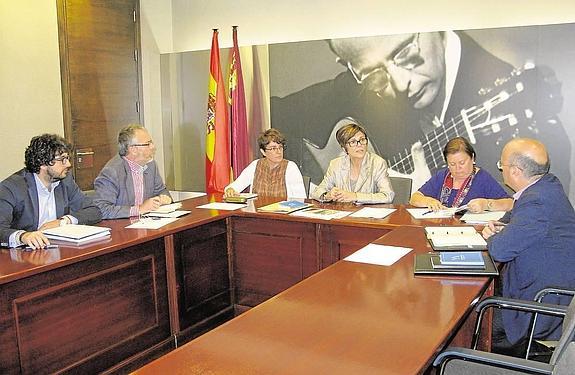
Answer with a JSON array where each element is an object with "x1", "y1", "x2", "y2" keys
[
  {"x1": 525, "y1": 288, "x2": 575, "y2": 361},
  {"x1": 389, "y1": 176, "x2": 412, "y2": 205},
  {"x1": 433, "y1": 293, "x2": 575, "y2": 374}
]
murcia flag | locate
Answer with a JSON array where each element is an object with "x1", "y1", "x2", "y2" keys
[{"x1": 228, "y1": 26, "x2": 249, "y2": 177}]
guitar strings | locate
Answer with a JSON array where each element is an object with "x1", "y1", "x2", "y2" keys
[{"x1": 387, "y1": 85, "x2": 521, "y2": 174}]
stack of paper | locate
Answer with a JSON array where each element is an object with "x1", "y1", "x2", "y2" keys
[
  {"x1": 43, "y1": 225, "x2": 111, "y2": 244},
  {"x1": 424, "y1": 226, "x2": 487, "y2": 251}
]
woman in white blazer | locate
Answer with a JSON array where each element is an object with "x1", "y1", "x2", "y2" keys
[{"x1": 311, "y1": 123, "x2": 394, "y2": 204}]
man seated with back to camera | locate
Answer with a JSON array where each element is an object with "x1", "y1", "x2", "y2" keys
[
  {"x1": 482, "y1": 138, "x2": 575, "y2": 356},
  {"x1": 0, "y1": 134, "x2": 102, "y2": 249}
]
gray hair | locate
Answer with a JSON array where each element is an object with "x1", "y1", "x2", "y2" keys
[
  {"x1": 118, "y1": 124, "x2": 146, "y2": 156},
  {"x1": 509, "y1": 153, "x2": 550, "y2": 178}
]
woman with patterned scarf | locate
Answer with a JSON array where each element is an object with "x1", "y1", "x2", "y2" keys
[
  {"x1": 410, "y1": 137, "x2": 513, "y2": 213},
  {"x1": 224, "y1": 129, "x2": 306, "y2": 199}
]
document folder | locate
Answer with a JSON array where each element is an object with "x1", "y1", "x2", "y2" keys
[{"x1": 414, "y1": 252, "x2": 498, "y2": 276}]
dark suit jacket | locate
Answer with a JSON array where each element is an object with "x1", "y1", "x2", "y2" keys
[
  {"x1": 270, "y1": 32, "x2": 571, "y2": 190},
  {"x1": 0, "y1": 169, "x2": 102, "y2": 245},
  {"x1": 488, "y1": 173, "x2": 575, "y2": 344},
  {"x1": 93, "y1": 155, "x2": 170, "y2": 219}
]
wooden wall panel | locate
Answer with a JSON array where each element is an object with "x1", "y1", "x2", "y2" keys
[
  {"x1": 0, "y1": 239, "x2": 170, "y2": 374},
  {"x1": 320, "y1": 225, "x2": 391, "y2": 267},
  {"x1": 174, "y1": 221, "x2": 232, "y2": 333},
  {"x1": 231, "y1": 217, "x2": 317, "y2": 307}
]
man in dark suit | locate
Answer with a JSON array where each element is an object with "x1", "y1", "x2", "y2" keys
[
  {"x1": 0, "y1": 134, "x2": 102, "y2": 249},
  {"x1": 483, "y1": 138, "x2": 575, "y2": 354},
  {"x1": 271, "y1": 31, "x2": 571, "y2": 193},
  {"x1": 94, "y1": 124, "x2": 172, "y2": 219}
]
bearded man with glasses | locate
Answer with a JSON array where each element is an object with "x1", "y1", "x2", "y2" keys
[
  {"x1": 0, "y1": 134, "x2": 102, "y2": 249},
  {"x1": 270, "y1": 30, "x2": 571, "y2": 200}
]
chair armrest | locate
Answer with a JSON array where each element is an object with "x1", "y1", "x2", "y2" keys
[
  {"x1": 433, "y1": 347, "x2": 553, "y2": 374},
  {"x1": 535, "y1": 287, "x2": 575, "y2": 302},
  {"x1": 475, "y1": 297, "x2": 568, "y2": 317}
]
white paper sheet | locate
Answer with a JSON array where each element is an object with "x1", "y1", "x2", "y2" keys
[
  {"x1": 149, "y1": 202, "x2": 182, "y2": 214},
  {"x1": 169, "y1": 191, "x2": 207, "y2": 202},
  {"x1": 290, "y1": 208, "x2": 352, "y2": 220},
  {"x1": 344, "y1": 244, "x2": 412, "y2": 266},
  {"x1": 349, "y1": 207, "x2": 396, "y2": 219},
  {"x1": 125, "y1": 217, "x2": 178, "y2": 229},
  {"x1": 407, "y1": 208, "x2": 453, "y2": 219},
  {"x1": 460, "y1": 210, "x2": 506, "y2": 224},
  {"x1": 196, "y1": 202, "x2": 247, "y2": 211},
  {"x1": 145, "y1": 210, "x2": 191, "y2": 218}
]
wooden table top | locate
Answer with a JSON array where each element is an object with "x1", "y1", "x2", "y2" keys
[
  {"x1": 133, "y1": 226, "x2": 491, "y2": 375},
  {"x1": 1, "y1": 195, "x2": 467, "y2": 285}
]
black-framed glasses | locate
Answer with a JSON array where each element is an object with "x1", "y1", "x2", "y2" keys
[
  {"x1": 497, "y1": 160, "x2": 522, "y2": 171},
  {"x1": 346, "y1": 137, "x2": 368, "y2": 147},
  {"x1": 265, "y1": 145, "x2": 285, "y2": 152},
  {"x1": 53, "y1": 155, "x2": 71, "y2": 164},
  {"x1": 338, "y1": 33, "x2": 422, "y2": 92},
  {"x1": 130, "y1": 140, "x2": 154, "y2": 147}
]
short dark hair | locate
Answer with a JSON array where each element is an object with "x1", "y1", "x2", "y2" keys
[
  {"x1": 336, "y1": 123, "x2": 367, "y2": 148},
  {"x1": 24, "y1": 134, "x2": 72, "y2": 173},
  {"x1": 442, "y1": 137, "x2": 476, "y2": 161},
  {"x1": 258, "y1": 128, "x2": 286, "y2": 151},
  {"x1": 118, "y1": 124, "x2": 146, "y2": 156}
]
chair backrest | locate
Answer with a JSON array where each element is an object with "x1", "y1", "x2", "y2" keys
[
  {"x1": 550, "y1": 296, "x2": 575, "y2": 366},
  {"x1": 553, "y1": 342, "x2": 575, "y2": 375},
  {"x1": 302, "y1": 176, "x2": 311, "y2": 198},
  {"x1": 389, "y1": 176, "x2": 412, "y2": 205}
]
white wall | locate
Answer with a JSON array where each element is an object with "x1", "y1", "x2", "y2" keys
[
  {"x1": 169, "y1": 0, "x2": 575, "y2": 52},
  {"x1": 0, "y1": 1, "x2": 63, "y2": 179}
]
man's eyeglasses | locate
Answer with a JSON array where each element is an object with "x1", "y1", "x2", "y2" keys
[
  {"x1": 130, "y1": 140, "x2": 154, "y2": 147},
  {"x1": 53, "y1": 155, "x2": 71, "y2": 164},
  {"x1": 339, "y1": 33, "x2": 422, "y2": 92},
  {"x1": 346, "y1": 137, "x2": 368, "y2": 147},
  {"x1": 265, "y1": 145, "x2": 285, "y2": 152},
  {"x1": 497, "y1": 160, "x2": 522, "y2": 171}
]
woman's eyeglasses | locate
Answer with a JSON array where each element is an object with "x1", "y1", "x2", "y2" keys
[
  {"x1": 346, "y1": 138, "x2": 368, "y2": 147},
  {"x1": 265, "y1": 145, "x2": 286, "y2": 152}
]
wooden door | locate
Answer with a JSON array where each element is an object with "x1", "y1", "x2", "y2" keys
[{"x1": 57, "y1": 0, "x2": 142, "y2": 190}]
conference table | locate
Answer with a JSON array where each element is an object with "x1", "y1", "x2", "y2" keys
[{"x1": 0, "y1": 195, "x2": 494, "y2": 374}]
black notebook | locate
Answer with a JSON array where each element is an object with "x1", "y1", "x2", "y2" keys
[{"x1": 414, "y1": 252, "x2": 499, "y2": 276}]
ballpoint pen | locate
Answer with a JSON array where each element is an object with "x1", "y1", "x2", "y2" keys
[{"x1": 422, "y1": 210, "x2": 434, "y2": 216}]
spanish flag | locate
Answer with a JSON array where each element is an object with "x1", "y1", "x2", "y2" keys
[{"x1": 205, "y1": 29, "x2": 231, "y2": 193}]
